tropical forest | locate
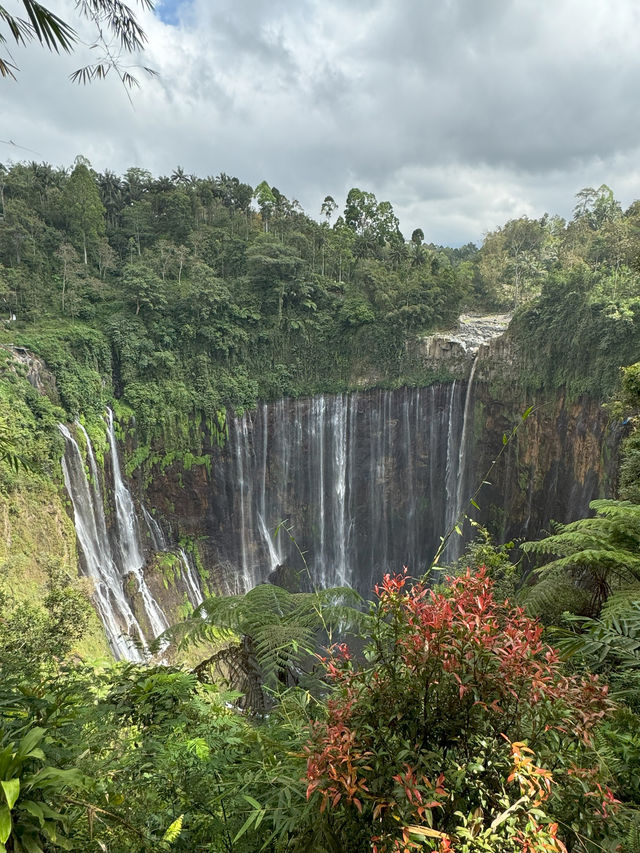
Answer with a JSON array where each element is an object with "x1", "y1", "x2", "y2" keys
[
  {"x1": 0, "y1": 150, "x2": 639, "y2": 853},
  {"x1": 1, "y1": 0, "x2": 640, "y2": 850}
]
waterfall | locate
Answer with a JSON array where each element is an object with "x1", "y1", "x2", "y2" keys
[
  {"x1": 142, "y1": 504, "x2": 203, "y2": 607},
  {"x1": 440, "y1": 358, "x2": 480, "y2": 562},
  {"x1": 332, "y1": 394, "x2": 348, "y2": 586},
  {"x1": 60, "y1": 412, "x2": 190, "y2": 659},
  {"x1": 233, "y1": 413, "x2": 252, "y2": 592},
  {"x1": 209, "y1": 385, "x2": 472, "y2": 596},
  {"x1": 456, "y1": 355, "x2": 479, "y2": 515},
  {"x1": 106, "y1": 409, "x2": 169, "y2": 639},
  {"x1": 142, "y1": 504, "x2": 168, "y2": 551},
  {"x1": 178, "y1": 548, "x2": 204, "y2": 607},
  {"x1": 58, "y1": 424, "x2": 144, "y2": 661},
  {"x1": 312, "y1": 395, "x2": 326, "y2": 583}
]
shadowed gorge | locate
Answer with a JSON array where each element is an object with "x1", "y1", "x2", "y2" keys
[
  {"x1": 46, "y1": 319, "x2": 618, "y2": 660},
  {"x1": 143, "y1": 377, "x2": 614, "y2": 602}
]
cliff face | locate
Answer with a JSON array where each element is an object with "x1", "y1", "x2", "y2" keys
[
  {"x1": 469, "y1": 381, "x2": 614, "y2": 543},
  {"x1": 2, "y1": 318, "x2": 619, "y2": 660},
  {"x1": 139, "y1": 321, "x2": 617, "y2": 597}
]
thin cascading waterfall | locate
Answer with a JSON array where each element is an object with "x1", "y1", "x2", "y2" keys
[
  {"x1": 441, "y1": 357, "x2": 480, "y2": 562},
  {"x1": 258, "y1": 402, "x2": 282, "y2": 573},
  {"x1": 412, "y1": 387, "x2": 422, "y2": 566},
  {"x1": 106, "y1": 409, "x2": 168, "y2": 638},
  {"x1": 233, "y1": 414, "x2": 249, "y2": 592},
  {"x1": 403, "y1": 388, "x2": 417, "y2": 565},
  {"x1": 106, "y1": 409, "x2": 143, "y2": 571},
  {"x1": 58, "y1": 424, "x2": 143, "y2": 661},
  {"x1": 428, "y1": 385, "x2": 440, "y2": 547},
  {"x1": 443, "y1": 381, "x2": 459, "y2": 550},
  {"x1": 257, "y1": 509, "x2": 281, "y2": 575},
  {"x1": 178, "y1": 548, "x2": 204, "y2": 607},
  {"x1": 455, "y1": 356, "x2": 480, "y2": 517},
  {"x1": 142, "y1": 503, "x2": 206, "y2": 604},
  {"x1": 331, "y1": 395, "x2": 349, "y2": 587},
  {"x1": 214, "y1": 384, "x2": 481, "y2": 596},
  {"x1": 346, "y1": 392, "x2": 358, "y2": 586},
  {"x1": 142, "y1": 504, "x2": 168, "y2": 551},
  {"x1": 313, "y1": 395, "x2": 326, "y2": 583},
  {"x1": 380, "y1": 390, "x2": 392, "y2": 570},
  {"x1": 76, "y1": 422, "x2": 110, "y2": 556},
  {"x1": 368, "y1": 396, "x2": 379, "y2": 574},
  {"x1": 234, "y1": 411, "x2": 266, "y2": 592}
]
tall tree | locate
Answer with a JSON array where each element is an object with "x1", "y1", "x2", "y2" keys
[
  {"x1": 254, "y1": 181, "x2": 277, "y2": 233},
  {"x1": 62, "y1": 157, "x2": 106, "y2": 265}
]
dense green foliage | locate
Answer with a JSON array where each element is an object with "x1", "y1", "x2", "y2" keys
[
  {"x1": 2, "y1": 560, "x2": 638, "y2": 853},
  {"x1": 2, "y1": 163, "x2": 638, "y2": 451},
  {"x1": 0, "y1": 158, "x2": 471, "y2": 450},
  {"x1": 2, "y1": 162, "x2": 640, "y2": 851},
  {"x1": 505, "y1": 188, "x2": 640, "y2": 395}
]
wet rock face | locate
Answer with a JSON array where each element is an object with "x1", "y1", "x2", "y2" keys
[
  {"x1": 437, "y1": 313, "x2": 513, "y2": 354},
  {"x1": 468, "y1": 387, "x2": 616, "y2": 546},
  {"x1": 143, "y1": 380, "x2": 616, "y2": 597},
  {"x1": 146, "y1": 387, "x2": 474, "y2": 596},
  {"x1": 414, "y1": 313, "x2": 513, "y2": 376}
]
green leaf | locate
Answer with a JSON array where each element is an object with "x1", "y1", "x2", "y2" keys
[
  {"x1": 162, "y1": 815, "x2": 183, "y2": 844},
  {"x1": 0, "y1": 781, "x2": 18, "y2": 812},
  {"x1": 20, "y1": 834, "x2": 44, "y2": 853},
  {"x1": 16, "y1": 729, "x2": 45, "y2": 761},
  {"x1": 522, "y1": 405, "x2": 534, "y2": 420},
  {"x1": 0, "y1": 749, "x2": 13, "y2": 780},
  {"x1": 242, "y1": 794, "x2": 262, "y2": 811},
  {"x1": 502, "y1": 433, "x2": 508, "y2": 445},
  {"x1": 21, "y1": 801, "x2": 44, "y2": 824},
  {"x1": 28, "y1": 766, "x2": 81, "y2": 789},
  {"x1": 470, "y1": 499, "x2": 480, "y2": 510},
  {"x1": 233, "y1": 811, "x2": 257, "y2": 844},
  {"x1": 0, "y1": 805, "x2": 12, "y2": 844}
]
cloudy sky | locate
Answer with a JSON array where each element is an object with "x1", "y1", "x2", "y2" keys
[{"x1": 2, "y1": 0, "x2": 640, "y2": 245}]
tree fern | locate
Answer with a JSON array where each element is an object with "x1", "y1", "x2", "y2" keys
[
  {"x1": 522, "y1": 500, "x2": 640, "y2": 612},
  {"x1": 166, "y1": 583, "x2": 369, "y2": 710},
  {"x1": 519, "y1": 566, "x2": 591, "y2": 622}
]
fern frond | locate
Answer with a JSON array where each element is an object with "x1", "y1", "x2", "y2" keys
[
  {"x1": 520, "y1": 567, "x2": 590, "y2": 621},
  {"x1": 163, "y1": 582, "x2": 366, "y2": 707},
  {"x1": 522, "y1": 500, "x2": 640, "y2": 614}
]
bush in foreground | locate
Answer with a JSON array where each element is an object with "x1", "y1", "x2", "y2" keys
[{"x1": 304, "y1": 568, "x2": 619, "y2": 852}]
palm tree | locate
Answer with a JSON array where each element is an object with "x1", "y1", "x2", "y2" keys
[
  {"x1": 0, "y1": 0, "x2": 156, "y2": 88},
  {"x1": 98, "y1": 170, "x2": 123, "y2": 228},
  {"x1": 171, "y1": 166, "x2": 189, "y2": 186}
]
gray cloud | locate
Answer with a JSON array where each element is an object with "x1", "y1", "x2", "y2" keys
[{"x1": 2, "y1": 0, "x2": 640, "y2": 244}]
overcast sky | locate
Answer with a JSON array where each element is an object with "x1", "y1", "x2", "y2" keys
[{"x1": 2, "y1": 0, "x2": 640, "y2": 245}]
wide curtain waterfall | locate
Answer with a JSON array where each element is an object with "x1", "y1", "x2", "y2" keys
[
  {"x1": 60, "y1": 375, "x2": 608, "y2": 656},
  {"x1": 211, "y1": 383, "x2": 476, "y2": 596}
]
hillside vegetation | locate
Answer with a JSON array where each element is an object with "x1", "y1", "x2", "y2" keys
[{"x1": 1, "y1": 163, "x2": 640, "y2": 851}]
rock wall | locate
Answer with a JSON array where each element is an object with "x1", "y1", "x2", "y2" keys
[{"x1": 139, "y1": 327, "x2": 617, "y2": 595}]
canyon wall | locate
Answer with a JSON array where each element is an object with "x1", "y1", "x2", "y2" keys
[
  {"x1": 140, "y1": 322, "x2": 617, "y2": 599},
  {"x1": 50, "y1": 317, "x2": 619, "y2": 657}
]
